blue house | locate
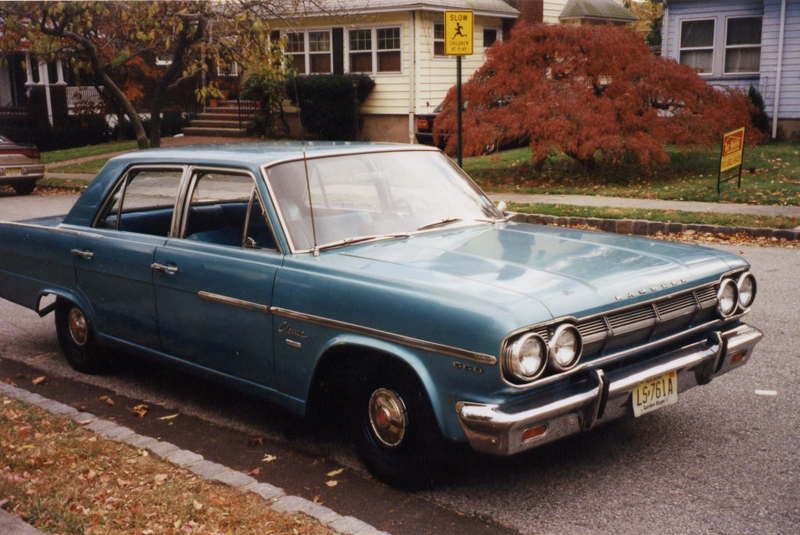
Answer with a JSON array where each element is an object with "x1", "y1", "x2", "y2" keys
[{"x1": 661, "y1": 0, "x2": 799, "y2": 139}]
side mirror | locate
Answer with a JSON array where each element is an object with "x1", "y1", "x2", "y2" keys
[{"x1": 496, "y1": 200, "x2": 507, "y2": 213}]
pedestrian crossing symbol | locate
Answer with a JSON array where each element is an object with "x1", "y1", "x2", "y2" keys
[{"x1": 445, "y1": 10, "x2": 474, "y2": 56}]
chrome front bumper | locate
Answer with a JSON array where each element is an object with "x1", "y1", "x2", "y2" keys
[{"x1": 456, "y1": 324, "x2": 763, "y2": 456}]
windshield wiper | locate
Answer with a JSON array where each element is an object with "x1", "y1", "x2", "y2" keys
[
  {"x1": 314, "y1": 232, "x2": 411, "y2": 254},
  {"x1": 416, "y1": 217, "x2": 464, "y2": 231}
]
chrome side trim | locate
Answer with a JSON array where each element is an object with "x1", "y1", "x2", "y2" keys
[
  {"x1": 0, "y1": 220, "x2": 105, "y2": 240},
  {"x1": 197, "y1": 291, "x2": 270, "y2": 313},
  {"x1": 270, "y1": 306, "x2": 497, "y2": 365}
]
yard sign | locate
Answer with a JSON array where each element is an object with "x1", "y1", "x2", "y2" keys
[
  {"x1": 444, "y1": 10, "x2": 474, "y2": 56},
  {"x1": 444, "y1": 10, "x2": 474, "y2": 167},
  {"x1": 717, "y1": 127, "x2": 746, "y2": 194},
  {"x1": 720, "y1": 127, "x2": 745, "y2": 172}
]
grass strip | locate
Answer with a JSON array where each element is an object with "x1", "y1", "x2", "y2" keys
[
  {"x1": 509, "y1": 202, "x2": 800, "y2": 229},
  {"x1": 50, "y1": 158, "x2": 109, "y2": 175},
  {"x1": 0, "y1": 395, "x2": 332, "y2": 535},
  {"x1": 466, "y1": 142, "x2": 800, "y2": 206},
  {"x1": 41, "y1": 141, "x2": 137, "y2": 165}
]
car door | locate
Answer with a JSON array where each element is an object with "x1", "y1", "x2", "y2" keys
[
  {"x1": 152, "y1": 167, "x2": 282, "y2": 386},
  {"x1": 73, "y1": 166, "x2": 186, "y2": 349}
]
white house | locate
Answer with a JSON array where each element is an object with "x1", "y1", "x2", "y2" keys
[{"x1": 267, "y1": 0, "x2": 519, "y2": 142}]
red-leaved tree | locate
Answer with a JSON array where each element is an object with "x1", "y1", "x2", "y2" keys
[{"x1": 434, "y1": 23, "x2": 763, "y2": 168}]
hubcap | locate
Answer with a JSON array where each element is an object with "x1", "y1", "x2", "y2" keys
[
  {"x1": 368, "y1": 388, "x2": 408, "y2": 447},
  {"x1": 67, "y1": 307, "x2": 88, "y2": 347}
]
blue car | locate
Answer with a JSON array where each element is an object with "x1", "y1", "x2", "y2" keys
[{"x1": 0, "y1": 142, "x2": 762, "y2": 487}]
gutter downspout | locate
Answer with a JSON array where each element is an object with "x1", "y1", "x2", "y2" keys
[
  {"x1": 772, "y1": 0, "x2": 787, "y2": 139},
  {"x1": 409, "y1": 10, "x2": 417, "y2": 144}
]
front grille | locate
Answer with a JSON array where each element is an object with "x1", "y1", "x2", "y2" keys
[{"x1": 539, "y1": 283, "x2": 719, "y2": 360}]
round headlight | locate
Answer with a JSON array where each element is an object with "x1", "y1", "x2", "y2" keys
[
  {"x1": 737, "y1": 272, "x2": 757, "y2": 308},
  {"x1": 548, "y1": 324, "x2": 583, "y2": 371},
  {"x1": 717, "y1": 278, "x2": 739, "y2": 317},
  {"x1": 504, "y1": 333, "x2": 547, "y2": 382}
]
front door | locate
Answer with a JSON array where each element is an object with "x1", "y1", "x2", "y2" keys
[
  {"x1": 74, "y1": 166, "x2": 185, "y2": 349},
  {"x1": 153, "y1": 168, "x2": 282, "y2": 386}
]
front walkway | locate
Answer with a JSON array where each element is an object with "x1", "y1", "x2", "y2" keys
[
  {"x1": 489, "y1": 192, "x2": 800, "y2": 218},
  {"x1": 0, "y1": 510, "x2": 44, "y2": 535}
]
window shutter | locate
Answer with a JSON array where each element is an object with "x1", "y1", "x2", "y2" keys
[{"x1": 332, "y1": 27, "x2": 344, "y2": 74}]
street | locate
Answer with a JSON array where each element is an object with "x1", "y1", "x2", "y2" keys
[{"x1": 1, "y1": 191, "x2": 798, "y2": 534}]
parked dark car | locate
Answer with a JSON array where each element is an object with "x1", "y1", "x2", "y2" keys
[
  {"x1": 0, "y1": 135, "x2": 44, "y2": 195},
  {"x1": 415, "y1": 103, "x2": 448, "y2": 148}
]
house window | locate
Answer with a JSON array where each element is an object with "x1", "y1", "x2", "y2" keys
[
  {"x1": 216, "y1": 60, "x2": 239, "y2": 77},
  {"x1": 285, "y1": 30, "x2": 332, "y2": 74},
  {"x1": 308, "y1": 31, "x2": 332, "y2": 73},
  {"x1": 286, "y1": 32, "x2": 306, "y2": 73},
  {"x1": 377, "y1": 28, "x2": 401, "y2": 72},
  {"x1": 725, "y1": 17, "x2": 761, "y2": 73},
  {"x1": 679, "y1": 19, "x2": 714, "y2": 74},
  {"x1": 433, "y1": 23, "x2": 445, "y2": 56},
  {"x1": 349, "y1": 29, "x2": 373, "y2": 72},
  {"x1": 348, "y1": 27, "x2": 401, "y2": 73},
  {"x1": 483, "y1": 29, "x2": 498, "y2": 48}
]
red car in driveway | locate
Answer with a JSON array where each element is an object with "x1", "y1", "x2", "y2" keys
[{"x1": 0, "y1": 135, "x2": 44, "y2": 195}]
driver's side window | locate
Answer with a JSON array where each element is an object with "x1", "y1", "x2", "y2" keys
[{"x1": 182, "y1": 170, "x2": 277, "y2": 250}]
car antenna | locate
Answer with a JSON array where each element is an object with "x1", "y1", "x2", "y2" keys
[{"x1": 302, "y1": 148, "x2": 319, "y2": 256}]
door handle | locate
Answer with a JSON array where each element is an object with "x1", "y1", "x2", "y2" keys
[
  {"x1": 151, "y1": 262, "x2": 179, "y2": 275},
  {"x1": 70, "y1": 248, "x2": 94, "y2": 260}
]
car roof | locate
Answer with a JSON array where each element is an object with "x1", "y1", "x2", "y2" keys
[{"x1": 108, "y1": 141, "x2": 438, "y2": 168}]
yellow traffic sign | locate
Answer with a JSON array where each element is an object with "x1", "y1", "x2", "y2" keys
[
  {"x1": 720, "y1": 127, "x2": 745, "y2": 172},
  {"x1": 445, "y1": 10, "x2": 473, "y2": 56}
]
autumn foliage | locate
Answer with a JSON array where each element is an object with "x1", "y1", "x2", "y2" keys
[{"x1": 434, "y1": 23, "x2": 763, "y2": 168}]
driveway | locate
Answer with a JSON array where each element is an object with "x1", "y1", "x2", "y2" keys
[{"x1": 1, "y1": 191, "x2": 798, "y2": 534}]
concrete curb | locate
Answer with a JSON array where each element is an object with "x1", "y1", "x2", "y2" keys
[
  {"x1": 0, "y1": 381, "x2": 389, "y2": 535},
  {"x1": 511, "y1": 212, "x2": 800, "y2": 241}
]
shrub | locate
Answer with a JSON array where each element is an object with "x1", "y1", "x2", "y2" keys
[
  {"x1": 748, "y1": 86, "x2": 770, "y2": 135},
  {"x1": 434, "y1": 23, "x2": 764, "y2": 168},
  {"x1": 286, "y1": 74, "x2": 375, "y2": 140},
  {"x1": 241, "y1": 73, "x2": 289, "y2": 137}
]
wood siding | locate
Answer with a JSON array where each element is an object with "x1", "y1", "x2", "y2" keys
[{"x1": 761, "y1": 0, "x2": 800, "y2": 119}]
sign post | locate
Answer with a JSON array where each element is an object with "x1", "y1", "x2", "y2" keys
[
  {"x1": 717, "y1": 127, "x2": 746, "y2": 195},
  {"x1": 444, "y1": 10, "x2": 473, "y2": 167}
]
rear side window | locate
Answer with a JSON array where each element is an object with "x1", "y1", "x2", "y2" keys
[
  {"x1": 182, "y1": 170, "x2": 277, "y2": 250},
  {"x1": 96, "y1": 168, "x2": 183, "y2": 236}
]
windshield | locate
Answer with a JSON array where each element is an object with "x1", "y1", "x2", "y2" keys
[{"x1": 265, "y1": 150, "x2": 502, "y2": 252}]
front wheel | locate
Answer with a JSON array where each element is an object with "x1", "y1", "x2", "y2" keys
[
  {"x1": 353, "y1": 368, "x2": 443, "y2": 489},
  {"x1": 55, "y1": 301, "x2": 106, "y2": 374}
]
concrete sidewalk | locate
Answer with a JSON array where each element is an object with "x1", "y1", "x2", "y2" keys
[
  {"x1": 489, "y1": 192, "x2": 800, "y2": 218},
  {"x1": 0, "y1": 510, "x2": 44, "y2": 535}
]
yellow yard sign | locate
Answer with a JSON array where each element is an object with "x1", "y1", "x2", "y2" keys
[
  {"x1": 445, "y1": 10, "x2": 474, "y2": 56},
  {"x1": 720, "y1": 127, "x2": 745, "y2": 172}
]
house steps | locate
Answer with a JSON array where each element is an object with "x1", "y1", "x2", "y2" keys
[{"x1": 182, "y1": 100, "x2": 259, "y2": 137}]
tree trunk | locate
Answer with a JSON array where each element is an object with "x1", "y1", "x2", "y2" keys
[{"x1": 149, "y1": 102, "x2": 163, "y2": 148}]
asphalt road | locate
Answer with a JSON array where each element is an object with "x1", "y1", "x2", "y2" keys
[{"x1": 1, "y1": 191, "x2": 798, "y2": 534}]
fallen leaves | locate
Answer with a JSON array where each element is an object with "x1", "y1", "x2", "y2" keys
[
  {"x1": 158, "y1": 413, "x2": 179, "y2": 421},
  {"x1": 98, "y1": 395, "x2": 115, "y2": 406},
  {"x1": 130, "y1": 404, "x2": 149, "y2": 418},
  {"x1": 261, "y1": 454, "x2": 277, "y2": 463},
  {"x1": 247, "y1": 467, "x2": 262, "y2": 477},
  {"x1": 324, "y1": 480, "x2": 338, "y2": 488},
  {"x1": 325, "y1": 468, "x2": 344, "y2": 478},
  {"x1": 153, "y1": 473, "x2": 168, "y2": 485},
  {"x1": 31, "y1": 376, "x2": 47, "y2": 386}
]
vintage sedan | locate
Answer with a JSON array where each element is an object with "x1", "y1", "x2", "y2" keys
[
  {"x1": 0, "y1": 142, "x2": 762, "y2": 487},
  {"x1": 0, "y1": 135, "x2": 44, "y2": 195}
]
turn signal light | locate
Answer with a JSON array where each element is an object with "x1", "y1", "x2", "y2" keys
[
  {"x1": 416, "y1": 118, "x2": 430, "y2": 131},
  {"x1": 730, "y1": 351, "x2": 746, "y2": 364},
  {"x1": 521, "y1": 424, "x2": 548, "y2": 442}
]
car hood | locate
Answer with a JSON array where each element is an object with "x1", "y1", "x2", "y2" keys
[{"x1": 340, "y1": 222, "x2": 745, "y2": 320}]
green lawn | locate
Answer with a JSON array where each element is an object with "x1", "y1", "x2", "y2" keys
[
  {"x1": 509, "y1": 203, "x2": 800, "y2": 229},
  {"x1": 42, "y1": 140, "x2": 137, "y2": 165},
  {"x1": 465, "y1": 142, "x2": 800, "y2": 206},
  {"x1": 52, "y1": 158, "x2": 109, "y2": 174}
]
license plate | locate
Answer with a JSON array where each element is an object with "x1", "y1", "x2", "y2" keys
[
  {"x1": 4, "y1": 167, "x2": 22, "y2": 176},
  {"x1": 632, "y1": 370, "x2": 678, "y2": 417}
]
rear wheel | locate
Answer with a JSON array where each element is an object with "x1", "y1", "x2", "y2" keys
[
  {"x1": 12, "y1": 181, "x2": 35, "y2": 195},
  {"x1": 55, "y1": 301, "x2": 106, "y2": 373},
  {"x1": 353, "y1": 365, "x2": 443, "y2": 489}
]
